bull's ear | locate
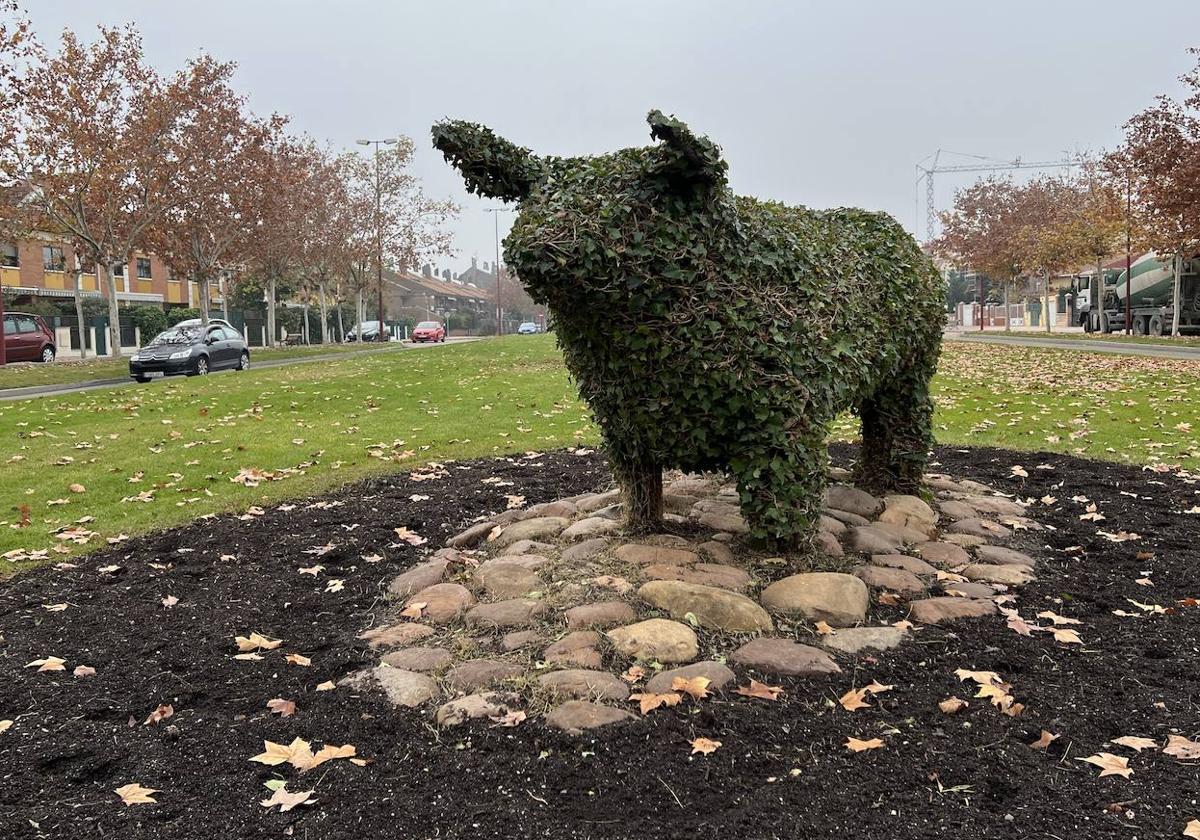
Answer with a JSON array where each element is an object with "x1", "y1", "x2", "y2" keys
[
  {"x1": 647, "y1": 110, "x2": 727, "y2": 188},
  {"x1": 432, "y1": 120, "x2": 545, "y2": 202}
]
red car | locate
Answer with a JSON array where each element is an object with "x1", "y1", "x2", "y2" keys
[
  {"x1": 411, "y1": 320, "x2": 446, "y2": 343},
  {"x1": 2, "y1": 311, "x2": 57, "y2": 363}
]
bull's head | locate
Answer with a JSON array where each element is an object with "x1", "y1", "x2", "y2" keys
[{"x1": 432, "y1": 111, "x2": 730, "y2": 309}]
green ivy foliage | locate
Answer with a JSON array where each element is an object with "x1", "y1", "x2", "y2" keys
[{"x1": 434, "y1": 111, "x2": 944, "y2": 543}]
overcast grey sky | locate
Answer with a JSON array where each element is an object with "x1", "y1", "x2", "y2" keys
[{"x1": 30, "y1": 1, "x2": 1200, "y2": 270}]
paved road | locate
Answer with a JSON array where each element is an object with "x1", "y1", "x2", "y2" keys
[
  {"x1": 945, "y1": 331, "x2": 1200, "y2": 361},
  {"x1": 0, "y1": 337, "x2": 480, "y2": 402}
]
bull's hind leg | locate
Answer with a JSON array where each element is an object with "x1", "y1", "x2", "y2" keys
[
  {"x1": 853, "y1": 351, "x2": 937, "y2": 496},
  {"x1": 733, "y1": 426, "x2": 828, "y2": 547}
]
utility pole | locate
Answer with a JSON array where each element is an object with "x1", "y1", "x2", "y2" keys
[
  {"x1": 357, "y1": 137, "x2": 397, "y2": 340},
  {"x1": 0, "y1": 272, "x2": 6, "y2": 366}
]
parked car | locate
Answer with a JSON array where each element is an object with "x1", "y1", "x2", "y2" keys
[
  {"x1": 346, "y1": 320, "x2": 389, "y2": 342},
  {"x1": 129, "y1": 323, "x2": 249, "y2": 382},
  {"x1": 173, "y1": 317, "x2": 240, "y2": 336},
  {"x1": 2, "y1": 311, "x2": 56, "y2": 362},
  {"x1": 411, "y1": 320, "x2": 446, "y2": 343},
  {"x1": 517, "y1": 322, "x2": 540, "y2": 335}
]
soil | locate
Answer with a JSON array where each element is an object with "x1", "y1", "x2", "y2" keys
[{"x1": 1, "y1": 445, "x2": 1198, "y2": 839}]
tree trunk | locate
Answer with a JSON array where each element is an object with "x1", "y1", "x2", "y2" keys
[
  {"x1": 104, "y1": 261, "x2": 123, "y2": 358},
  {"x1": 302, "y1": 302, "x2": 310, "y2": 344},
  {"x1": 1003, "y1": 280, "x2": 1011, "y2": 331},
  {"x1": 266, "y1": 275, "x2": 277, "y2": 347},
  {"x1": 620, "y1": 462, "x2": 663, "y2": 533},
  {"x1": 1172, "y1": 252, "x2": 1183, "y2": 337},
  {"x1": 318, "y1": 281, "x2": 328, "y2": 345},
  {"x1": 356, "y1": 287, "x2": 364, "y2": 339},
  {"x1": 72, "y1": 265, "x2": 87, "y2": 359},
  {"x1": 335, "y1": 295, "x2": 344, "y2": 342},
  {"x1": 1043, "y1": 273, "x2": 1052, "y2": 333},
  {"x1": 198, "y1": 274, "x2": 211, "y2": 326},
  {"x1": 221, "y1": 276, "x2": 229, "y2": 320}
]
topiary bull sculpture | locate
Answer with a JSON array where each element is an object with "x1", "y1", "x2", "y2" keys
[{"x1": 433, "y1": 111, "x2": 945, "y2": 544}]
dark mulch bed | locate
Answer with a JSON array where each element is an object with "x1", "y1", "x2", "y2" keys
[{"x1": 1, "y1": 445, "x2": 1198, "y2": 839}]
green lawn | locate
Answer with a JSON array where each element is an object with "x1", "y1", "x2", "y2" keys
[
  {"x1": 1, "y1": 336, "x2": 594, "y2": 572},
  {"x1": 0, "y1": 341, "x2": 400, "y2": 391},
  {"x1": 4, "y1": 336, "x2": 1198, "y2": 575}
]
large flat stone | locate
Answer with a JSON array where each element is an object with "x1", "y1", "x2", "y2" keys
[
  {"x1": 561, "y1": 538, "x2": 610, "y2": 564},
  {"x1": 936, "y1": 500, "x2": 978, "y2": 521},
  {"x1": 974, "y1": 545, "x2": 1036, "y2": 568},
  {"x1": 545, "y1": 700, "x2": 635, "y2": 734},
  {"x1": 819, "y1": 514, "x2": 847, "y2": 536},
  {"x1": 374, "y1": 667, "x2": 438, "y2": 707},
  {"x1": 500, "y1": 539, "x2": 556, "y2": 556},
  {"x1": 465, "y1": 598, "x2": 547, "y2": 629},
  {"x1": 941, "y1": 581, "x2": 998, "y2": 598},
  {"x1": 820, "y1": 626, "x2": 908, "y2": 655},
  {"x1": 816, "y1": 531, "x2": 845, "y2": 557},
  {"x1": 606, "y1": 618, "x2": 699, "y2": 663},
  {"x1": 871, "y1": 554, "x2": 938, "y2": 576},
  {"x1": 909, "y1": 596, "x2": 997, "y2": 624},
  {"x1": 435, "y1": 691, "x2": 520, "y2": 727},
  {"x1": 406, "y1": 583, "x2": 474, "y2": 624},
  {"x1": 447, "y1": 521, "x2": 496, "y2": 549},
  {"x1": 642, "y1": 562, "x2": 752, "y2": 591},
  {"x1": 501, "y1": 629, "x2": 542, "y2": 651},
  {"x1": 914, "y1": 541, "x2": 971, "y2": 567},
  {"x1": 358, "y1": 622, "x2": 435, "y2": 649},
  {"x1": 445, "y1": 659, "x2": 524, "y2": 692},
  {"x1": 387, "y1": 559, "x2": 450, "y2": 598},
  {"x1": 967, "y1": 496, "x2": 1027, "y2": 516},
  {"x1": 564, "y1": 601, "x2": 636, "y2": 629},
  {"x1": 575, "y1": 490, "x2": 621, "y2": 514},
  {"x1": 824, "y1": 485, "x2": 883, "y2": 518},
  {"x1": 946, "y1": 518, "x2": 1012, "y2": 541},
  {"x1": 524, "y1": 500, "x2": 578, "y2": 519},
  {"x1": 491, "y1": 516, "x2": 570, "y2": 548},
  {"x1": 852, "y1": 565, "x2": 926, "y2": 597},
  {"x1": 759, "y1": 572, "x2": 869, "y2": 627},
  {"x1": 846, "y1": 525, "x2": 903, "y2": 553},
  {"x1": 645, "y1": 660, "x2": 736, "y2": 694},
  {"x1": 697, "y1": 540, "x2": 735, "y2": 564},
  {"x1": 473, "y1": 563, "x2": 543, "y2": 599},
  {"x1": 730, "y1": 638, "x2": 841, "y2": 676},
  {"x1": 879, "y1": 495, "x2": 938, "y2": 532},
  {"x1": 380, "y1": 646, "x2": 452, "y2": 672},
  {"x1": 544, "y1": 631, "x2": 602, "y2": 668},
  {"x1": 961, "y1": 563, "x2": 1035, "y2": 586},
  {"x1": 824, "y1": 508, "x2": 870, "y2": 527},
  {"x1": 538, "y1": 669, "x2": 630, "y2": 701},
  {"x1": 614, "y1": 544, "x2": 698, "y2": 567},
  {"x1": 562, "y1": 516, "x2": 623, "y2": 541},
  {"x1": 638, "y1": 580, "x2": 772, "y2": 633}
]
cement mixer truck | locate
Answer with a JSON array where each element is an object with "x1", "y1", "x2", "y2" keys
[{"x1": 1071, "y1": 252, "x2": 1200, "y2": 336}]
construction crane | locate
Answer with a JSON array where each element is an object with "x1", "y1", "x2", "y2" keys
[{"x1": 915, "y1": 150, "x2": 1078, "y2": 243}]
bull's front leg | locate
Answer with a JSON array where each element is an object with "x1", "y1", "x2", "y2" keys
[
  {"x1": 732, "y1": 423, "x2": 828, "y2": 551},
  {"x1": 614, "y1": 457, "x2": 664, "y2": 534}
]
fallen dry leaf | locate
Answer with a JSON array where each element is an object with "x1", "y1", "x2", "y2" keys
[
  {"x1": 1030, "y1": 730, "x2": 1059, "y2": 750},
  {"x1": 735, "y1": 680, "x2": 783, "y2": 701},
  {"x1": 1164, "y1": 735, "x2": 1200, "y2": 760},
  {"x1": 115, "y1": 782, "x2": 159, "y2": 806},
  {"x1": 845, "y1": 736, "x2": 885, "y2": 752},
  {"x1": 864, "y1": 680, "x2": 893, "y2": 695},
  {"x1": 938, "y1": 696, "x2": 968, "y2": 715},
  {"x1": 399, "y1": 602, "x2": 426, "y2": 619},
  {"x1": 1183, "y1": 819, "x2": 1200, "y2": 839},
  {"x1": 489, "y1": 709, "x2": 526, "y2": 727},
  {"x1": 144, "y1": 704, "x2": 173, "y2": 726},
  {"x1": 308, "y1": 743, "x2": 356, "y2": 770},
  {"x1": 839, "y1": 688, "x2": 871, "y2": 712},
  {"x1": 690, "y1": 737, "x2": 721, "y2": 755},
  {"x1": 1036, "y1": 610, "x2": 1082, "y2": 625},
  {"x1": 69, "y1": 483, "x2": 86, "y2": 494},
  {"x1": 260, "y1": 784, "x2": 316, "y2": 812},
  {"x1": 1078, "y1": 752, "x2": 1133, "y2": 778},
  {"x1": 0, "y1": 720, "x2": 13, "y2": 734},
  {"x1": 1051, "y1": 628, "x2": 1083, "y2": 645},
  {"x1": 1112, "y1": 735, "x2": 1158, "y2": 752},
  {"x1": 161, "y1": 595, "x2": 179, "y2": 608},
  {"x1": 42, "y1": 603, "x2": 68, "y2": 612},
  {"x1": 267, "y1": 698, "x2": 296, "y2": 717},
  {"x1": 73, "y1": 665, "x2": 96, "y2": 678},
  {"x1": 25, "y1": 656, "x2": 66, "y2": 672},
  {"x1": 315, "y1": 680, "x2": 336, "y2": 692},
  {"x1": 814, "y1": 620, "x2": 836, "y2": 635},
  {"x1": 672, "y1": 676, "x2": 711, "y2": 700},
  {"x1": 629, "y1": 692, "x2": 683, "y2": 715},
  {"x1": 235, "y1": 632, "x2": 282, "y2": 652},
  {"x1": 324, "y1": 579, "x2": 345, "y2": 593},
  {"x1": 621, "y1": 665, "x2": 646, "y2": 683},
  {"x1": 393, "y1": 527, "x2": 428, "y2": 546},
  {"x1": 285, "y1": 653, "x2": 312, "y2": 667}
]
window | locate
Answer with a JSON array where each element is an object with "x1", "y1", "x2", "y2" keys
[
  {"x1": 15, "y1": 315, "x2": 38, "y2": 333},
  {"x1": 113, "y1": 262, "x2": 126, "y2": 277},
  {"x1": 1, "y1": 243, "x2": 17, "y2": 267},
  {"x1": 43, "y1": 246, "x2": 65, "y2": 272},
  {"x1": 137, "y1": 257, "x2": 151, "y2": 279}
]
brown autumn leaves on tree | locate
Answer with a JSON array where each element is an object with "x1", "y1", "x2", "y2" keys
[
  {"x1": 1105, "y1": 48, "x2": 1200, "y2": 336},
  {"x1": 0, "y1": 12, "x2": 456, "y2": 355}
]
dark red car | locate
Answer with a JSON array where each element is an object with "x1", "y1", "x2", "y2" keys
[
  {"x1": 2, "y1": 312, "x2": 56, "y2": 363},
  {"x1": 411, "y1": 320, "x2": 446, "y2": 343}
]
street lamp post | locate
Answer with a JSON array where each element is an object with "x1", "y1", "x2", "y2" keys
[
  {"x1": 357, "y1": 137, "x2": 397, "y2": 341},
  {"x1": 484, "y1": 208, "x2": 512, "y2": 336}
]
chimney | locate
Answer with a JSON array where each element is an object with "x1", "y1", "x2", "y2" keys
[
  {"x1": 422, "y1": 263, "x2": 432, "y2": 277},
  {"x1": 442, "y1": 269, "x2": 451, "y2": 280},
  {"x1": 471, "y1": 256, "x2": 477, "y2": 269}
]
